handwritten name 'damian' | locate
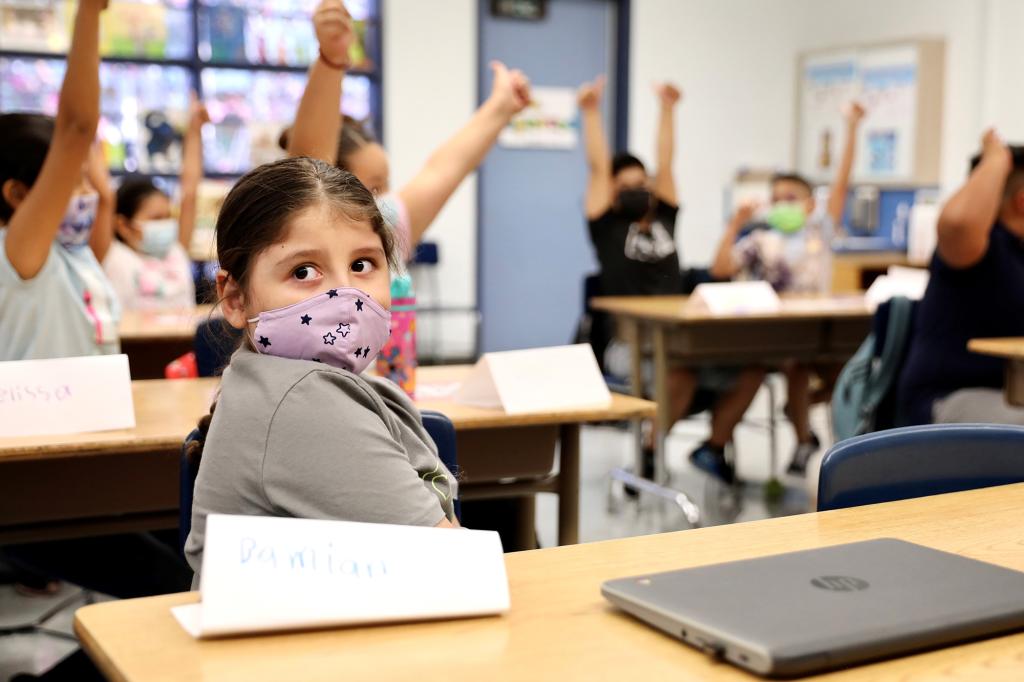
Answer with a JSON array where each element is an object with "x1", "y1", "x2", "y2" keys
[
  {"x1": 0, "y1": 384, "x2": 73, "y2": 403},
  {"x1": 239, "y1": 537, "x2": 389, "y2": 579}
]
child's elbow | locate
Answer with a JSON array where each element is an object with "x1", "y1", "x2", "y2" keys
[{"x1": 54, "y1": 110, "x2": 100, "y2": 141}]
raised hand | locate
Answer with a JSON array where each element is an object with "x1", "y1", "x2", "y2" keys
[
  {"x1": 488, "y1": 61, "x2": 532, "y2": 118},
  {"x1": 577, "y1": 75, "x2": 606, "y2": 110},
  {"x1": 844, "y1": 100, "x2": 867, "y2": 126},
  {"x1": 655, "y1": 82, "x2": 682, "y2": 108},
  {"x1": 314, "y1": 0, "x2": 354, "y2": 68}
]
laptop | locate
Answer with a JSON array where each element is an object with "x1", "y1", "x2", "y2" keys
[{"x1": 601, "y1": 538, "x2": 1024, "y2": 677}]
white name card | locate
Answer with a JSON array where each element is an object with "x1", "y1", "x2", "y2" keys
[
  {"x1": 453, "y1": 344, "x2": 611, "y2": 414},
  {"x1": 0, "y1": 355, "x2": 134, "y2": 437},
  {"x1": 687, "y1": 281, "x2": 782, "y2": 316},
  {"x1": 172, "y1": 514, "x2": 509, "y2": 639}
]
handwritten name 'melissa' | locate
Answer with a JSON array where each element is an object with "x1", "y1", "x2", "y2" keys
[{"x1": 0, "y1": 384, "x2": 73, "y2": 404}]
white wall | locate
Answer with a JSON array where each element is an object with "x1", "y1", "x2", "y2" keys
[
  {"x1": 629, "y1": 0, "x2": 1022, "y2": 267},
  {"x1": 383, "y1": 0, "x2": 478, "y2": 358}
]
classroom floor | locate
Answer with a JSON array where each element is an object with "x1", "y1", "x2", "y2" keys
[{"x1": 0, "y1": 381, "x2": 830, "y2": 680}]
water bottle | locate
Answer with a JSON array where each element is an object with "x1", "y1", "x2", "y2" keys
[{"x1": 377, "y1": 274, "x2": 417, "y2": 397}]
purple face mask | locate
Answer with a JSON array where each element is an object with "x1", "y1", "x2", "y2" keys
[
  {"x1": 247, "y1": 287, "x2": 391, "y2": 374},
  {"x1": 58, "y1": 193, "x2": 98, "y2": 250}
]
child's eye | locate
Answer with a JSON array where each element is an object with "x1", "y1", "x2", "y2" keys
[
  {"x1": 292, "y1": 265, "x2": 322, "y2": 281},
  {"x1": 351, "y1": 258, "x2": 377, "y2": 274}
]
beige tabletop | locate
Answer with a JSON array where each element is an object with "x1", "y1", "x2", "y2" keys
[
  {"x1": 968, "y1": 337, "x2": 1024, "y2": 360},
  {"x1": 590, "y1": 294, "x2": 872, "y2": 324},
  {"x1": 0, "y1": 368, "x2": 653, "y2": 463},
  {"x1": 75, "y1": 483, "x2": 1024, "y2": 682}
]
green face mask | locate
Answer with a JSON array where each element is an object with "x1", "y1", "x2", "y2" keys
[{"x1": 767, "y1": 201, "x2": 807, "y2": 234}]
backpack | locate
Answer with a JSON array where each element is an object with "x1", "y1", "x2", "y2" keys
[{"x1": 832, "y1": 296, "x2": 915, "y2": 442}]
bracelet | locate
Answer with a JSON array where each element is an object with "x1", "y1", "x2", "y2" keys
[{"x1": 318, "y1": 48, "x2": 350, "y2": 71}]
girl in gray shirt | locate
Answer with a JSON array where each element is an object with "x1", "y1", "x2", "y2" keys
[{"x1": 184, "y1": 157, "x2": 458, "y2": 582}]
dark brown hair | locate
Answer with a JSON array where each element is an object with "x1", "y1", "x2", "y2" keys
[
  {"x1": 0, "y1": 113, "x2": 55, "y2": 223},
  {"x1": 278, "y1": 115, "x2": 378, "y2": 172},
  {"x1": 186, "y1": 156, "x2": 397, "y2": 467}
]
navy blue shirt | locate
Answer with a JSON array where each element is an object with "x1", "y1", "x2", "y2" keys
[{"x1": 898, "y1": 222, "x2": 1024, "y2": 424}]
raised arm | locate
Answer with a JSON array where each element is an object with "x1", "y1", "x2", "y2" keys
[
  {"x1": 578, "y1": 76, "x2": 613, "y2": 220},
  {"x1": 86, "y1": 141, "x2": 115, "y2": 262},
  {"x1": 177, "y1": 95, "x2": 210, "y2": 251},
  {"x1": 710, "y1": 201, "x2": 757, "y2": 280},
  {"x1": 286, "y1": 0, "x2": 353, "y2": 163},
  {"x1": 826, "y1": 101, "x2": 866, "y2": 225},
  {"x1": 398, "y1": 60, "x2": 530, "y2": 244},
  {"x1": 4, "y1": 0, "x2": 106, "y2": 279},
  {"x1": 935, "y1": 129, "x2": 1013, "y2": 269},
  {"x1": 653, "y1": 82, "x2": 682, "y2": 206}
]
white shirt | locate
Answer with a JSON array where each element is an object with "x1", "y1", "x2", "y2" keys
[{"x1": 103, "y1": 240, "x2": 195, "y2": 311}]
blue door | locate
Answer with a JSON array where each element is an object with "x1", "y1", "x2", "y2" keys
[{"x1": 478, "y1": 0, "x2": 620, "y2": 352}]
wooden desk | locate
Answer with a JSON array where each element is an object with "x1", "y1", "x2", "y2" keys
[
  {"x1": 968, "y1": 338, "x2": 1024, "y2": 407},
  {"x1": 832, "y1": 251, "x2": 910, "y2": 293},
  {"x1": 75, "y1": 483, "x2": 1024, "y2": 682},
  {"x1": 590, "y1": 295, "x2": 872, "y2": 441},
  {"x1": 118, "y1": 305, "x2": 217, "y2": 380},
  {"x1": 0, "y1": 368, "x2": 654, "y2": 546}
]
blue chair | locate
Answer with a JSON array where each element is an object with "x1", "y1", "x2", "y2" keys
[
  {"x1": 178, "y1": 412, "x2": 462, "y2": 555},
  {"x1": 817, "y1": 423, "x2": 1024, "y2": 511}
]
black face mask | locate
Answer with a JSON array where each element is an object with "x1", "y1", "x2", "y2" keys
[{"x1": 616, "y1": 189, "x2": 653, "y2": 221}]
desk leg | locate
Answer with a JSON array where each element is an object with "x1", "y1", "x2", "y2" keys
[
  {"x1": 1007, "y1": 360, "x2": 1024, "y2": 408},
  {"x1": 624, "y1": 318, "x2": 644, "y2": 398},
  {"x1": 652, "y1": 324, "x2": 670, "y2": 484},
  {"x1": 557, "y1": 423, "x2": 581, "y2": 546}
]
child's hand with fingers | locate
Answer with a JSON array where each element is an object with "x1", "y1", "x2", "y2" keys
[
  {"x1": 577, "y1": 75, "x2": 606, "y2": 110},
  {"x1": 655, "y1": 82, "x2": 682, "y2": 108},
  {"x1": 488, "y1": 61, "x2": 531, "y2": 118},
  {"x1": 189, "y1": 93, "x2": 211, "y2": 127},
  {"x1": 85, "y1": 139, "x2": 112, "y2": 195},
  {"x1": 732, "y1": 200, "x2": 759, "y2": 229},
  {"x1": 844, "y1": 100, "x2": 867, "y2": 126},
  {"x1": 314, "y1": 0, "x2": 354, "y2": 68}
]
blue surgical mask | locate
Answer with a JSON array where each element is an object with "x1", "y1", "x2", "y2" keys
[
  {"x1": 139, "y1": 218, "x2": 179, "y2": 258},
  {"x1": 57, "y1": 193, "x2": 98, "y2": 250}
]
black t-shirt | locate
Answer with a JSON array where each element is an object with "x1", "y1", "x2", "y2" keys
[
  {"x1": 898, "y1": 222, "x2": 1024, "y2": 424},
  {"x1": 588, "y1": 200, "x2": 683, "y2": 296}
]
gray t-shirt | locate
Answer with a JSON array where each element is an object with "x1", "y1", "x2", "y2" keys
[{"x1": 185, "y1": 346, "x2": 457, "y2": 584}]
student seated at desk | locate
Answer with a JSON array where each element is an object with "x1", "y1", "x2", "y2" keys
[
  {"x1": 281, "y1": 0, "x2": 531, "y2": 259},
  {"x1": 185, "y1": 158, "x2": 458, "y2": 584},
  {"x1": 899, "y1": 133, "x2": 1024, "y2": 425},
  {"x1": 578, "y1": 75, "x2": 764, "y2": 484},
  {"x1": 103, "y1": 97, "x2": 208, "y2": 311},
  {"x1": 0, "y1": 0, "x2": 190, "y2": 602},
  {"x1": 710, "y1": 102, "x2": 865, "y2": 475}
]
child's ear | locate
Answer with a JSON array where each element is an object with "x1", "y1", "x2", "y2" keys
[
  {"x1": 114, "y1": 214, "x2": 134, "y2": 241},
  {"x1": 1, "y1": 179, "x2": 28, "y2": 211},
  {"x1": 217, "y1": 270, "x2": 248, "y2": 330}
]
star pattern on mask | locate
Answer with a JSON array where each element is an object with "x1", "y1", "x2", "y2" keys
[
  {"x1": 327, "y1": 289, "x2": 339, "y2": 298},
  {"x1": 364, "y1": 346, "x2": 372, "y2": 357},
  {"x1": 336, "y1": 323, "x2": 351, "y2": 337},
  {"x1": 300, "y1": 314, "x2": 312, "y2": 325},
  {"x1": 354, "y1": 347, "x2": 363, "y2": 358},
  {"x1": 323, "y1": 332, "x2": 337, "y2": 345},
  {"x1": 355, "y1": 299, "x2": 364, "y2": 312},
  {"x1": 258, "y1": 336, "x2": 271, "y2": 348}
]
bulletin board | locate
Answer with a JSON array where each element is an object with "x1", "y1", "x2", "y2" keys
[{"x1": 796, "y1": 39, "x2": 944, "y2": 187}]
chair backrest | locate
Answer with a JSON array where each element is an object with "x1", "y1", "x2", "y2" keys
[
  {"x1": 178, "y1": 414, "x2": 463, "y2": 550},
  {"x1": 194, "y1": 318, "x2": 243, "y2": 378},
  {"x1": 817, "y1": 423, "x2": 1024, "y2": 511},
  {"x1": 420, "y1": 409, "x2": 461, "y2": 520},
  {"x1": 179, "y1": 428, "x2": 203, "y2": 555}
]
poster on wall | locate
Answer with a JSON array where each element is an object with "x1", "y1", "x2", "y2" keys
[
  {"x1": 797, "y1": 44, "x2": 921, "y2": 184},
  {"x1": 498, "y1": 85, "x2": 577, "y2": 150}
]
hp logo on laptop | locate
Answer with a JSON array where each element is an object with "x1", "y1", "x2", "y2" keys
[{"x1": 811, "y1": 576, "x2": 870, "y2": 592}]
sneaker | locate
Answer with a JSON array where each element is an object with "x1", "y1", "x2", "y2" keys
[
  {"x1": 688, "y1": 442, "x2": 735, "y2": 485},
  {"x1": 624, "y1": 446, "x2": 656, "y2": 497},
  {"x1": 786, "y1": 433, "x2": 821, "y2": 476}
]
